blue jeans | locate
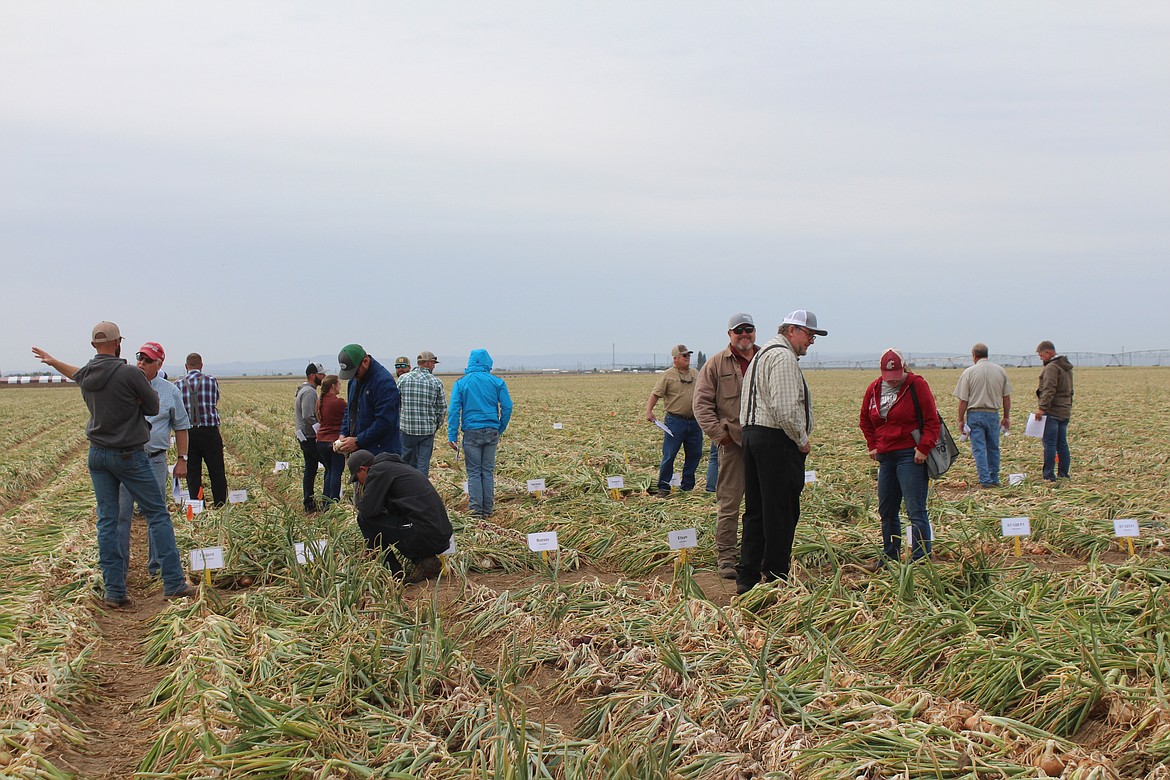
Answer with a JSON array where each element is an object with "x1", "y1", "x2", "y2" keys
[
  {"x1": 401, "y1": 432, "x2": 436, "y2": 477},
  {"x1": 317, "y1": 441, "x2": 344, "y2": 503},
  {"x1": 877, "y1": 448, "x2": 932, "y2": 561},
  {"x1": 116, "y1": 449, "x2": 169, "y2": 575},
  {"x1": 967, "y1": 410, "x2": 1001, "y2": 486},
  {"x1": 705, "y1": 441, "x2": 719, "y2": 492},
  {"x1": 88, "y1": 446, "x2": 187, "y2": 598},
  {"x1": 1042, "y1": 416, "x2": 1071, "y2": 480},
  {"x1": 463, "y1": 427, "x2": 499, "y2": 516},
  {"x1": 657, "y1": 414, "x2": 703, "y2": 494}
]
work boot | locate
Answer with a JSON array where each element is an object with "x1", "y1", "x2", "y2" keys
[
  {"x1": 404, "y1": 555, "x2": 442, "y2": 585},
  {"x1": 717, "y1": 561, "x2": 738, "y2": 580}
]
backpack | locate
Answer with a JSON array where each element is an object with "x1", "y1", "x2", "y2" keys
[{"x1": 908, "y1": 381, "x2": 960, "y2": 480}]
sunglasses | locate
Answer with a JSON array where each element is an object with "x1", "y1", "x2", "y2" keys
[
  {"x1": 395, "y1": 364, "x2": 409, "y2": 369},
  {"x1": 732, "y1": 325, "x2": 755, "y2": 335},
  {"x1": 135, "y1": 353, "x2": 157, "y2": 364}
]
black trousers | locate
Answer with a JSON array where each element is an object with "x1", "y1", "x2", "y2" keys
[
  {"x1": 187, "y1": 426, "x2": 228, "y2": 507},
  {"x1": 357, "y1": 515, "x2": 446, "y2": 574},
  {"x1": 299, "y1": 437, "x2": 319, "y2": 508},
  {"x1": 739, "y1": 424, "x2": 807, "y2": 588}
]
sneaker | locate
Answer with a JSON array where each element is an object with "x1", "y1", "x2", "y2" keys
[
  {"x1": 103, "y1": 595, "x2": 132, "y2": 609},
  {"x1": 163, "y1": 584, "x2": 197, "y2": 600},
  {"x1": 404, "y1": 555, "x2": 442, "y2": 585},
  {"x1": 717, "y1": 562, "x2": 738, "y2": 580},
  {"x1": 861, "y1": 560, "x2": 885, "y2": 573}
]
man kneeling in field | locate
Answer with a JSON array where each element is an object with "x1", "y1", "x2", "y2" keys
[{"x1": 348, "y1": 449, "x2": 451, "y2": 583}]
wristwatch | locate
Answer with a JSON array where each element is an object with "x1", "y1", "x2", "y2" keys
[{"x1": 177, "y1": 455, "x2": 189, "y2": 461}]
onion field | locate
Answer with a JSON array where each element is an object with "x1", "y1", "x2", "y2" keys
[{"x1": 1, "y1": 367, "x2": 1169, "y2": 779}]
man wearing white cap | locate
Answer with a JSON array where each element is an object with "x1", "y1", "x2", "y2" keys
[
  {"x1": 296, "y1": 362, "x2": 327, "y2": 512},
  {"x1": 737, "y1": 310, "x2": 827, "y2": 594},
  {"x1": 693, "y1": 313, "x2": 760, "y2": 578}
]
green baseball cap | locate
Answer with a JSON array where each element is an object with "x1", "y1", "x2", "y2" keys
[{"x1": 338, "y1": 344, "x2": 367, "y2": 380}]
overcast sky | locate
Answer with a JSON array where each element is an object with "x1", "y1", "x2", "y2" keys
[{"x1": 3, "y1": 2, "x2": 1168, "y2": 374}]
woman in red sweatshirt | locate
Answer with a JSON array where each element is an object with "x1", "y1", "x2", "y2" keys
[{"x1": 859, "y1": 348, "x2": 940, "y2": 567}]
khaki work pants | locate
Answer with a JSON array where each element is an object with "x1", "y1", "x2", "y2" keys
[{"x1": 715, "y1": 441, "x2": 746, "y2": 566}]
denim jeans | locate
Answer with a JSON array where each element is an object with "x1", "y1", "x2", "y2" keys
[
  {"x1": 705, "y1": 441, "x2": 719, "y2": 492},
  {"x1": 116, "y1": 449, "x2": 169, "y2": 575},
  {"x1": 401, "y1": 432, "x2": 436, "y2": 477},
  {"x1": 463, "y1": 427, "x2": 499, "y2": 516},
  {"x1": 966, "y1": 410, "x2": 1001, "y2": 486},
  {"x1": 877, "y1": 447, "x2": 932, "y2": 561},
  {"x1": 1042, "y1": 416, "x2": 1071, "y2": 480},
  {"x1": 656, "y1": 413, "x2": 703, "y2": 494},
  {"x1": 88, "y1": 446, "x2": 187, "y2": 598},
  {"x1": 317, "y1": 441, "x2": 344, "y2": 503}
]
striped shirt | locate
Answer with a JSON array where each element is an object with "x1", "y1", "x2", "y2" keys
[
  {"x1": 177, "y1": 369, "x2": 221, "y2": 427},
  {"x1": 739, "y1": 334, "x2": 813, "y2": 447},
  {"x1": 398, "y1": 367, "x2": 447, "y2": 436}
]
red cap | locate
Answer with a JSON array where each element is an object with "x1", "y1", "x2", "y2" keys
[
  {"x1": 880, "y1": 348, "x2": 905, "y2": 381},
  {"x1": 138, "y1": 342, "x2": 165, "y2": 362}
]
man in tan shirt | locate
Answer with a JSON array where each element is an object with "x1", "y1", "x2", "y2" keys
[
  {"x1": 645, "y1": 345, "x2": 703, "y2": 495},
  {"x1": 694, "y1": 313, "x2": 760, "y2": 578}
]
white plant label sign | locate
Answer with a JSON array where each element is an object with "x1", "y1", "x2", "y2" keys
[
  {"x1": 805, "y1": 470, "x2": 818, "y2": 483},
  {"x1": 461, "y1": 480, "x2": 469, "y2": 494},
  {"x1": 552, "y1": 423, "x2": 564, "y2": 430},
  {"x1": 295, "y1": 539, "x2": 328, "y2": 564},
  {"x1": 1001, "y1": 517, "x2": 1031, "y2": 537},
  {"x1": 527, "y1": 479, "x2": 547, "y2": 493},
  {"x1": 228, "y1": 489, "x2": 248, "y2": 504},
  {"x1": 443, "y1": 534, "x2": 457, "y2": 556},
  {"x1": 669, "y1": 473, "x2": 682, "y2": 488},
  {"x1": 1008, "y1": 473, "x2": 1026, "y2": 486},
  {"x1": 606, "y1": 476, "x2": 625, "y2": 490},
  {"x1": 668, "y1": 529, "x2": 697, "y2": 550},
  {"x1": 189, "y1": 546, "x2": 225, "y2": 571},
  {"x1": 184, "y1": 498, "x2": 205, "y2": 514},
  {"x1": 527, "y1": 532, "x2": 559, "y2": 552},
  {"x1": 274, "y1": 461, "x2": 290, "y2": 472},
  {"x1": 1114, "y1": 519, "x2": 1140, "y2": 538}
]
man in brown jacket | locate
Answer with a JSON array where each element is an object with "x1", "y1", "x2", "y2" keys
[
  {"x1": 1034, "y1": 340, "x2": 1074, "y2": 481},
  {"x1": 693, "y1": 313, "x2": 760, "y2": 579}
]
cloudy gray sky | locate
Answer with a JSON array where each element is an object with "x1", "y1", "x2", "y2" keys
[{"x1": 4, "y1": 2, "x2": 1168, "y2": 373}]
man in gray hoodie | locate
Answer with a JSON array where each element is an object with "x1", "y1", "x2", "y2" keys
[{"x1": 33, "y1": 322, "x2": 194, "y2": 607}]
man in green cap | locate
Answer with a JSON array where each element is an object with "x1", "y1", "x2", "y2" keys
[{"x1": 335, "y1": 344, "x2": 402, "y2": 456}]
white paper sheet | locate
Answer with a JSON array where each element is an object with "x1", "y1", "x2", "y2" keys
[{"x1": 1024, "y1": 415, "x2": 1047, "y2": 438}]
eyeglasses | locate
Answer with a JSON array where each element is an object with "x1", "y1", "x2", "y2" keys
[
  {"x1": 731, "y1": 325, "x2": 755, "y2": 335},
  {"x1": 135, "y1": 353, "x2": 157, "y2": 364},
  {"x1": 799, "y1": 328, "x2": 817, "y2": 342}
]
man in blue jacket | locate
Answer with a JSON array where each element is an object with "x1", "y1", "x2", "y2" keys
[
  {"x1": 336, "y1": 343, "x2": 402, "y2": 456},
  {"x1": 448, "y1": 349, "x2": 513, "y2": 517}
]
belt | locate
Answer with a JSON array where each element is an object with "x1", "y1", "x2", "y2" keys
[
  {"x1": 147, "y1": 449, "x2": 168, "y2": 458},
  {"x1": 666, "y1": 412, "x2": 694, "y2": 420},
  {"x1": 968, "y1": 407, "x2": 998, "y2": 413}
]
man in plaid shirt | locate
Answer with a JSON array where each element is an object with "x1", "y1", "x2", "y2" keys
[
  {"x1": 398, "y1": 351, "x2": 446, "y2": 477},
  {"x1": 177, "y1": 352, "x2": 228, "y2": 507}
]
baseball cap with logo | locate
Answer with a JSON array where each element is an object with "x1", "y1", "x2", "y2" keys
[
  {"x1": 306, "y1": 361, "x2": 325, "y2": 377},
  {"x1": 394, "y1": 356, "x2": 410, "y2": 368},
  {"x1": 781, "y1": 310, "x2": 828, "y2": 336},
  {"x1": 138, "y1": 342, "x2": 165, "y2": 362},
  {"x1": 728, "y1": 313, "x2": 754, "y2": 330},
  {"x1": 880, "y1": 348, "x2": 906, "y2": 381},
  {"x1": 337, "y1": 344, "x2": 367, "y2": 380},
  {"x1": 91, "y1": 321, "x2": 122, "y2": 343},
  {"x1": 671, "y1": 344, "x2": 693, "y2": 357},
  {"x1": 417, "y1": 351, "x2": 439, "y2": 363}
]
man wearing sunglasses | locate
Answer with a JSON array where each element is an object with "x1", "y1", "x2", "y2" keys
[
  {"x1": 693, "y1": 313, "x2": 760, "y2": 579},
  {"x1": 737, "y1": 310, "x2": 827, "y2": 595},
  {"x1": 117, "y1": 341, "x2": 191, "y2": 577}
]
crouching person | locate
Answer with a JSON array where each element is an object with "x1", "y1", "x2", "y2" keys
[{"x1": 348, "y1": 449, "x2": 452, "y2": 583}]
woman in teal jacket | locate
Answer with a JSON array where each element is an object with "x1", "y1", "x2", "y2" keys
[{"x1": 448, "y1": 349, "x2": 513, "y2": 517}]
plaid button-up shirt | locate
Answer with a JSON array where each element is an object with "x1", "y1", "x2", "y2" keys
[
  {"x1": 398, "y1": 367, "x2": 446, "y2": 436},
  {"x1": 177, "y1": 369, "x2": 221, "y2": 427}
]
